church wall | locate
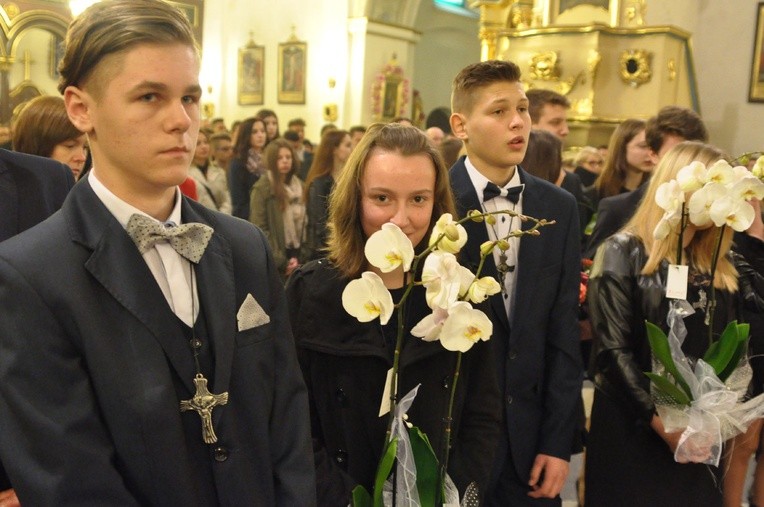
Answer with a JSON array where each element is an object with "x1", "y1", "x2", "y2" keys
[
  {"x1": 412, "y1": 2, "x2": 480, "y2": 126},
  {"x1": 203, "y1": 0, "x2": 349, "y2": 142},
  {"x1": 693, "y1": 0, "x2": 762, "y2": 155},
  {"x1": 649, "y1": 0, "x2": 761, "y2": 155}
]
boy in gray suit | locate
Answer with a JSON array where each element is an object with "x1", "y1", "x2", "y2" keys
[{"x1": 0, "y1": 1, "x2": 315, "y2": 504}]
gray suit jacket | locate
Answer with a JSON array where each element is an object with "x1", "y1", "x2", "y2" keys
[{"x1": 0, "y1": 177, "x2": 316, "y2": 505}]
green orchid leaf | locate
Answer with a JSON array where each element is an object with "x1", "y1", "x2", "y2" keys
[
  {"x1": 704, "y1": 320, "x2": 741, "y2": 375},
  {"x1": 704, "y1": 340, "x2": 720, "y2": 362},
  {"x1": 372, "y1": 437, "x2": 398, "y2": 507},
  {"x1": 718, "y1": 323, "x2": 750, "y2": 382},
  {"x1": 645, "y1": 321, "x2": 692, "y2": 400},
  {"x1": 644, "y1": 372, "x2": 691, "y2": 406},
  {"x1": 351, "y1": 486, "x2": 372, "y2": 507},
  {"x1": 409, "y1": 425, "x2": 440, "y2": 507}
]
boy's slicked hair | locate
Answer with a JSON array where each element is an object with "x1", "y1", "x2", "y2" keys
[
  {"x1": 451, "y1": 60, "x2": 522, "y2": 114},
  {"x1": 58, "y1": 0, "x2": 197, "y2": 95}
]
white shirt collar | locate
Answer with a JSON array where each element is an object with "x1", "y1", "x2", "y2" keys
[
  {"x1": 463, "y1": 157, "x2": 521, "y2": 205},
  {"x1": 87, "y1": 168, "x2": 183, "y2": 229}
]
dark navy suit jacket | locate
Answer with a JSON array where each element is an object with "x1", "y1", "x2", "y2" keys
[
  {"x1": 0, "y1": 178, "x2": 315, "y2": 505},
  {"x1": 450, "y1": 157, "x2": 583, "y2": 484},
  {"x1": 0, "y1": 149, "x2": 73, "y2": 490},
  {"x1": 0, "y1": 149, "x2": 74, "y2": 243},
  {"x1": 584, "y1": 184, "x2": 647, "y2": 259}
]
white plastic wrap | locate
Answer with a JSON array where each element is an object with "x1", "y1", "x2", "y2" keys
[
  {"x1": 382, "y1": 385, "x2": 463, "y2": 506},
  {"x1": 653, "y1": 300, "x2": 764, "y2": 466}
]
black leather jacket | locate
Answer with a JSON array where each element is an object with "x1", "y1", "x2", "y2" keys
[{"x1": 588, "y1": 232, "x2": 764, "y2": 423}]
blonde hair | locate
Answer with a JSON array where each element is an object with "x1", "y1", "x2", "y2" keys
[
  {"x1": 624, "y1": 141, "x2": 737, "y2": 291},
  {"x1": 575, "y1": 146, "x2": 602, "y2": 166},
  {"x1": 326, "y1": 123, "x2": 456, "y2": 279}
]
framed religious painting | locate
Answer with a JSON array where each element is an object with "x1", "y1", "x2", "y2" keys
[
  {"x1": 749, "y1": 2, "x2": 764, "y2": 102},
  {"x1": 277, "y1": 39, "x2": 307, "y2": 104},
  {"x1": 548, "y1": 0, "x2": 621, "y2": 26},
  {"x1": 166, "y1": 1, "x2": 204, "y2": 45},
  {"x1": 238, "y1": 42, "x2": 265, "y2": 106}
]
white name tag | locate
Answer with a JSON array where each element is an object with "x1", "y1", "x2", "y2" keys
[
  {"x1": 378, "y1": 368, "x2": 394, "y2": 417},
  {"x1": 666, "y1": 264, "x2": 689, "y2": 300}
]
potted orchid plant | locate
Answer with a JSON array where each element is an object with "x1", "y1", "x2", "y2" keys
[
  {"x1": 341, "y1": 210, "x2": 552, "y2": 506},
  {"x1": 646, "y1": 156, "x2": 764, "y2": 465}
]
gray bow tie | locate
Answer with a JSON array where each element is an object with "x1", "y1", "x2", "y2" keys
[{"x1": 126, "y1": 213, "x2": 213, "y2": 264}]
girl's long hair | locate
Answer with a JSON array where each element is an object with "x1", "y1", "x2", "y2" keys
[
  {"x1": 264, "y1": 139, "x2": 298, "y2": 211},
  {"x1": 302, "y1": 130, "x2": 349, "y2": 201},
  {"x1": 595, "y1": 119, "x2": 649, "y2": 199},
  {"x1": 326, "y1": 123, "x2": 456, "y2": 279}
]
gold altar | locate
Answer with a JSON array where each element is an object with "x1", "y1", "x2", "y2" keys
[{"x1": 471, "y1": 0, "x2": 699, "y2": 147}]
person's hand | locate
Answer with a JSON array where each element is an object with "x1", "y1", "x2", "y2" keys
[
  {"x1": 0, "y1": 488, "x2": 20, "y2": 507},
  {"x1": 527, "y1": 454, "x2": 569, "y2": 499},
  {"x1": 285, "y1": 257, "x2": 300, "y2": 277},
  {"x1": 651, "y1": 414, "x2": 682, "y2": 453}
]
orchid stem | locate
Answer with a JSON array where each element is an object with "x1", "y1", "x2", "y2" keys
[
  {"x1": 707, "y1": 226, "x2": 725, "y2": 347},
  {"x1": 436, "y1": 352, "x2": 462, "y2": 506},
  {"x1": 677, "y1": 203, "x2": 686, "y2": 266}
]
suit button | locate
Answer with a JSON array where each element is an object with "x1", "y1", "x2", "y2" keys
[
  {"x1": 335, "y1": 449, "x2": 347, "y2": 464},
  {"x1": 335, "y1": 388, "x2": 348, "y2": 405},
  {"x1": 509, "y1": 349, "x2": 518, "y2": 360},
  {"x1": 441, "y1": 376, "x2": 450, "y2": 389},
  {"x1": 213, "y1": 446, "x2": 228, "y2": 462},
  {"x1": 506, "y1": 395, "x2": 513, "y2": 405}
]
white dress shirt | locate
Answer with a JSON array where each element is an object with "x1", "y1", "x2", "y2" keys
[
  {"x1": 88, "y1": 170, "x2": 199, "y2": 326},
  {"x1": 464, "y1": 157, "x2": 523, "y2": 319}
]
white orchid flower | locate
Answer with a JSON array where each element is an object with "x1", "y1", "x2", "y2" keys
[
  {"x1": 466, "y1": 276, "x2": 502, "y2": 304},
  {"x1": 365, "y1": 223, "x2": 414, "y2": 273},
  {"x1": 688, "y1": 182, "x2": 726, "y2": 228},
  {"x1": 438, "y1": 302, "x2": 493, "y2": 352},
  {"x1": 753, "y1": 156, "x2": 764, "y2": 180},
  {"x1": 676, "y1": 161, "x2": 707, "y2": 192},
  {"x1": 457, "y1": 265, "x2": 476, "y2": 298},
  {"x1": 732, "y1": 165, "x2": 753, "y2": 183},
  {"x1": 421, "y1": 251, "x2": 462, "y2": 310},
  {"x1": 730, "y1": 174, "x2": 764, "y2": 202},
  {"x1": 411, "y1": 306, "x2": 449, "y2": 341},
  {"x1": 342, "y1": 271, "x2": 394, "y2": 325},
  {"x1": 429, "y1": 213, "x2": 468, "y2": 254},
  {"x1": 709, "y1": 196, "x2": 755, "y2": 231},
  {"x1": 655, "y1": 180, "x2": 685, "y2": 214},
  {"x1": 706, "y1": 160, "x2": 735, "y2": 186},
  {"x1": 653, "y1": 215, "x2": 675, "y2": 240}
]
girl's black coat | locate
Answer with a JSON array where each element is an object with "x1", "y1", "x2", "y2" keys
[{"x1": 286, "y1": 259, "x2": 501, "y2": 505}]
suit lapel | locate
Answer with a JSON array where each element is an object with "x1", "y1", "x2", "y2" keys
[
  {"x1": 182, "y1": 201, "x2": 236, "y2": 397},
  {"x1": 69, "y1": 181, "x2": 202, "y2": 394},
  {"x1": 449, "y1": 158, "x2": 510, "y2": 333},
  {"x1": 513, "y1": 168, "x2": 544, "y2": 333}
]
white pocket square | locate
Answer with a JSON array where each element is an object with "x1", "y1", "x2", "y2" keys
[{"x1": 237, "y1": 293, "x2": 270, "y2": 331}]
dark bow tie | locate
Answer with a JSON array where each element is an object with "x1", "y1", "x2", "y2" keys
[
  {"x1": 126, "y1": 213, "x2": 213, "y2": 264},
  {"x1": 483, "y1": 182, "x2": 524, "y2": 204}
]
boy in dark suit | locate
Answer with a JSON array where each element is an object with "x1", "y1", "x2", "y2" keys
[
  {"x1": 448, "y1": 60, "x2": 582, "y2": 506},
  {"x1": 0, "y1": 1, "x2": 314, "y2": 504}
]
